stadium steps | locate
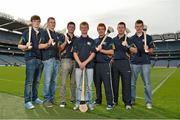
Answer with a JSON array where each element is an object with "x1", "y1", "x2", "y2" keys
[
  {"x1": 0, "y1": 56, "x2": 10, "y2": 65},
  {"x1": 169, "y1": 60, "x2": 180, "y2": 68},
  {"x1": 14, "y1": 56, "x2": 25, "y2": 64},
  {"x1": 154, "y1": 60, "x2": 169, "y2": 67},
  {"x1": 0, "y1": 55, "x2": 23, "y2": 65},
  {"x1": 0, "y1": 59, "x2": 7, "y2": 65}
]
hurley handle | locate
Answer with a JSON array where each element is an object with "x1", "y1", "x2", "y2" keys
[
  {"x1": 46, "y1": 28, "x2": 56, "y2": 46},
  {"x1": 27, "y1": 26, "x2": 32, "y2": 49},
  {"x1": 143, "y1": 25, "x2": 148, "y2": 53},
  {"x1": 81, "y1": 69, "x2": 85, "y2": 101}
]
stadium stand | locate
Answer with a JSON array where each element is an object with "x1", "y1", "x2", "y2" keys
[
  {"x1": 154, "y1": 60, "x2": 169, "y2": 67},
  {"x1": 0, "y1": 54, "x2": 24, "y2": 65},
  {"x1": 151, "y1": 33, "x2": 180, "y2": 68},
  {"x1": 0, "y1": 12, "x2": 27, "y2": 66}
]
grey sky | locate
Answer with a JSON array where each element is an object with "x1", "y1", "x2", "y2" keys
[{"x1": 0, "y1": 0, "x2": 179, "y2": 37}]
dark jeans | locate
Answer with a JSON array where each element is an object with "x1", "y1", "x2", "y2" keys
[
  {"x1": 112, "y1": 60, "x2": 131, "y2": 106},
  {"x1": 24, "y1": 59, "x2": 43, "y2": 103}
]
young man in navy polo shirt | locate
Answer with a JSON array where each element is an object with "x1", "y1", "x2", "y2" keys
[
  {"x1": 112, "y1": 22, "x2": 137, "y2": 110},
  {"x1": 130, "y1": 20, "x2": 154, "y2": 109},
  {"x1": 18, "y1": 15, "x2": 44, "y2": 109},
  {"x1": 59, "y1": 22, "x2": 77, "y2": 107},
  {"x1": 73, "y1": 22, "x2": 95, "y2": 111},
  {"x1": 94, "y1": 23, "x2": 114, "y2": 110},
  {"x1": 39, "y1": 17, "x2": 64, "y2": 107}
]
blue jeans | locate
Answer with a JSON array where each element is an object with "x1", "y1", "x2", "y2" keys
[
  {"x1": 75, "y1": 68, "x2": 93, "y2": 105},
  {"x1": 24, "y1": 59, "x2": 43, "y2": 103},
  {"x1": 131, "y1": 64, "x2": 152, "y2": 104},
  {"x1": 43, "y1": 58, "x2": 60, "y2": 102}
]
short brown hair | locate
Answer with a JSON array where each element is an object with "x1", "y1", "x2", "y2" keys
[
  {"x1": 30, "y1": 15, "x2": 41, "y2": 22},
  {"x1": 118, "y1": 22, "x2": 126, "y2": 28},
  {"x1": 67, "y1": 21, "x2": 75, "y2": 27},
  {"x1": 80, "y1": 21, "x2": 89, "y2": 29},
  {"x1": 47, "y1": 17, "x2": 55, "y2": 22},
  {"x1": 135, "y1": 19, "x2": 144, "y2": 25},
  {"x1": 97, "y1": 23, "x2": 106, "y2": 30}
]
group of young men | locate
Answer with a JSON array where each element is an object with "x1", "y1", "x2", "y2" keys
[{"x1": 18, "y1": 15, "x2": 154, "y2": 111}]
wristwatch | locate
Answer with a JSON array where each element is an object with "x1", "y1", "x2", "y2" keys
[{"x1": 127, "y1": 45, "x2": 131, "y2": 49}]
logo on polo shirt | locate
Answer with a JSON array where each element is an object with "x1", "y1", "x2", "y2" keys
[
  {"x1": 87, "y1": 42, "x2": 91, "y2": 46},
  {"x1": 103, "y1": 42, "x2": 107, "y2": 45}
]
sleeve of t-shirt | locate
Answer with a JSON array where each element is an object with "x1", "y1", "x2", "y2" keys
[
  {"x1": 91, "y1": 40, "x2": 96, "y2": 53},
  {"x1": 147, "y1": 35, "x2": 155, "y2": 48},
  {"x1": 127, "y1": 37, "x2": 131, "y2": 45},
  {"x1": 57, "y1": 33, "x2": 65, "y2": 46},
  {"x1": 127, "y1": 37, "x2": 134, "y2": 47},
  {"x1": 72, "y1": 38, "x2": 79, "y2": 53},
  {"x1": 122, "y1": 37, "x2": 131, "y2": 52},
  {"x1": 19, "y1": 31, "x2": 28, "y2": 45},
  {"x1": 108, "y1": 38, "x2": 115, "y2": 50},
  {"x1": 40, "y1": 30, "x2": 48, "y2": 44}
]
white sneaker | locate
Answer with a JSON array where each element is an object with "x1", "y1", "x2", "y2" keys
[
  {"x1": 106, "y1": 105, "x2": 113, "y2": 110},
  {"x1": 60, "y1": 104, "x2": 65, "y2": 107},
  {"x1": 88, "y1": 104, "x2": 94, "y2": 111},
  {"x1": 34, "y1": 98, "x2": 43, "y2": 105},
  {"x1": 125, "y1": 105, "x2": 132, "y2": 110},
  {"x1": 73, "y1": 104, "x2": 79, "y2": 110},
  {"x1": 146, "y1": 103, "x2": 152, "y2": 109},
  {"x1": 24, "y1": 102, "x2": 35, "y2": 110}
]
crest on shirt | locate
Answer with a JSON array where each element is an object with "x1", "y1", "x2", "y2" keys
[
  {"x1": 102, "y1": 42, "x2": 107, "y2": 45},
  {"x1": 87, "y1": 42, "x2": 91, "y2": 46}
]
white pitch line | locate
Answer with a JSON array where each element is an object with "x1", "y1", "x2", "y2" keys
[
  {"x1": 41, "y1": 107, "x2": 50, "y2": 115},
  {"x1": 52, "y1": 108, "x2": 59, "y2": 115},
  {"x1": 0, "y1": 78, "x2": 23, "y2": 83},
  {"x1": 152, "y1": 69, "x2": 177, "y2": 94},
  {"x1": 136, "y1": 96, "x2": 145, "y2": 99},
  {"x1": 135, "y1": 68, "x2": 177, "y2": 99},
  {"x1": 32, "y1": 109, "x2": 40, "y2": 117}
]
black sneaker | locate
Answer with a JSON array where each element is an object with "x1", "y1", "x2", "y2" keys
[
  {"x1": 59, "y1": 102, "x2": 66, "y2": 108},
  {"x1": 70, "y1": 100, "x2": 75, "y2": 104},
  {"x1": 113, "y1": 102, "x2": 118, "y2": 106},
  {"x1": 51, "y1": 100, "x2": 57, "y2": 105},
  {"x1": 93, "y1": 101, "x2": 101, "y2": 106}
]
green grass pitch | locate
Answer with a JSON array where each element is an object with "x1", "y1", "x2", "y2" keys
[{"x1": 0, "y1": 66, "x2": 179, "y2": 119}]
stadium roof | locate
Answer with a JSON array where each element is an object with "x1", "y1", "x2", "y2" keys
[
  {"x1": 152, "y1": 33, "x2": 180, "y2": 42},
  {"x1": 0, "y1": 12, "x2": 30, "y2": 33},
  {"x1": 162, "y1": 33, "x2": 176, "y2": 41},
  {"x1": 152, "y1": 34, "x2": 164, "y2": 42},
  {"x1": 176, "y1": 32, "x2": 180, "y2": 40}
]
